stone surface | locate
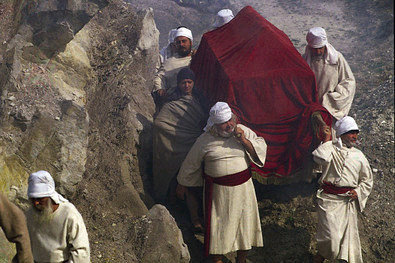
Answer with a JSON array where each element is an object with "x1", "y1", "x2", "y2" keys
[{"x1": 141, "y1": 205, "x2": 190, "y2": 263}]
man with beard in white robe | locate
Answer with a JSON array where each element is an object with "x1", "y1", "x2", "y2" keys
[
  {"x1": 153, "y1": 27, "x2": 195, "y2": 109},
  {"x1": 176, "y1": 102, "x2": 265, "y2": 263},
  {"x1": 26, "y1": 171, "x2": 90, "y2": 263},
  {"x1": 303, "y1": 27, "x2": 356, "y2": 121},
  {"x1": 313, "y1": 116, "x2": 373, "y2": 263}
]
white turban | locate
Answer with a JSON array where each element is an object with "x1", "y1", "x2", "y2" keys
[
  {"x1": 204, "y1": 102, "x2": 232, "y2": 131},
  {"x1": 27, "y1": 170, "x2": 68, "y2": 204},
  {"x1": 168, "y1": 28, "x2": 178, "y2": 44},
  {"x1": 306, "y1": 27, "x2": 328, "y2": 48},
  {"x1": 174, "y1": 27, "x2": 193, "y2": 42},
  {"x1": 334, "y1": 116, "x2": 359, "y2": 137},
  {"x1": 305, "y1": 27, "x2": 339, "y2": 65},
  {"x1": 213, "y1": 9, "x2": 234, "y2": 28}
]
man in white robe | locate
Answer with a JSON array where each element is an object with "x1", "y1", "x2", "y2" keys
[
  {"x1": 312, "y1": 117, "x2": 373, "y2": 263},
  {"x1": 152, "y1": 27, "x2": 194, "y2": 108},
  {"x1": 176, "y1": 102, "x2": 265, "y2": 263},
  {"x1": 303, "y1": 27, "x2": 356, "y2": 121},
  {"x1": 26, "y1": 171, "x2": 90, "y2": 263}
]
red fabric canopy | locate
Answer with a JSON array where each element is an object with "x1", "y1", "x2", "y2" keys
[{"x1": 191, "y1": 6, "x2": 332, "y2": 178}]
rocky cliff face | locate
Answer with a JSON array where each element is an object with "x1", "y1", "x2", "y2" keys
[{"x1": 0, "y1": 0, "x2": 189, "y2": 262}]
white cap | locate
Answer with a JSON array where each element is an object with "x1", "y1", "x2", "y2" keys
[
  {"x1": 334, "y1": 116, "x2": 359, "y2": 137},
  {"x1": 174, "y1": 27, "x2": 193, "y2": 42},
  {"x1": 27, "y1": 170, "x2": 68, "y2": 204},
  {"x1": 204, "y1": 102, "x2": 232, "y2": 131},
  {"x1": 213, "y1": 9, "x2": 234, "y2": 28},
  {"x1": 306, "y1": 27, "x2": 328, "y2": 48}
]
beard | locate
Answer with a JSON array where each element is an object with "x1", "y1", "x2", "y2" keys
[
  {"x1": 343, "y1": 139, "x2": 358, "y2": 148},
  {"x1": 177, "y1": 47, "x2": 191, "y2": 57},
  {"x1": 31, "y1": 201, "x2": 54, "y2": 225},
  {"x1": 218, "y1": 126, "x2": 235, "y2": 138}
]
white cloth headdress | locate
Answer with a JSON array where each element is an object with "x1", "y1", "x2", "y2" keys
[
  {"x1": 28, "y1": 170, "x2": 68, "y2": 204},
  {"x1": 334, "y1": 116, "x2": 359, "y2": 137},
  {"x1": 213, "y1": 9, "x2": 234, "y2": 28},
  {"x1": 174, "y1": 27, "x2": 193, "y2": 42},
  {"x1": 306, "y1": 27, "x2": 327, "y2": 48},
  {"x1": 168, "y1": 28, "x2": 178, "y2": 44},
  {"x1": 204, "y1": 102, "x2": 232, "y2": 131},
  {"x1": 305, "y1": 27, "x2": 338, "y2": 65}
]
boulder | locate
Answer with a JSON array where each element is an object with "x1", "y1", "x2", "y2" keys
[{"x1": 141, "y1": 205, "x2": 190, "y2": 263}]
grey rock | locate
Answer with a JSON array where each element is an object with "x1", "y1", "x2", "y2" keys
[{"x1": 142, "y1": 205, "x2": 190, "y2": 263}]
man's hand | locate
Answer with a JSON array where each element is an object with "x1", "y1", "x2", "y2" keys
[
  {"x1": 233, "y1": 126, "x2": 245, "y2": 141},
  {"x1": 348, "y1": 190, "x2": 358, "y2": 200},
  {"x1": 176, "y1": 184, "x2": 188, "y2": 200},
  {"x1": 156, "y1": 89, "x2": 167, "y2": 97},
  {"x1": 321, "y1": 125, "x2": 331, "y2": 142}
]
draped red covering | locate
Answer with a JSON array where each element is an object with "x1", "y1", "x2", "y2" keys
[{"x1": 191, "y1": 6, "x2": 332, "y2": 178}]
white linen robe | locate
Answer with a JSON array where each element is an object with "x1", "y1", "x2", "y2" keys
[
  {"x1": 312, "y1": 141, "x2": 373, "y2": 263},
  {"x1": 27, "y1": 202, "x2": 90, "y2": 263},
  {"x1": 153, "y1": 54, "x2": 192, "y2": 96},
  {"x1": 177, "y1": 124, "x2": 266, "y2": 254},
  {"x1": 303, "y1": 48, "x2": 356, "y2": 120}
]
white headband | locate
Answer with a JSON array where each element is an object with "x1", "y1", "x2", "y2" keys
[
  {"x1": 28, "y1": 170, "x2": 68, "y2": 204},
  {"x1": 306, "y1": 27, "x2": 328, "y2": 48},
  {"x1": 174, "y1": 27, "x2": 193, "y2": 42},
  {"x1": 204, "y1": 102, "x2": 232, "y2": 131}
]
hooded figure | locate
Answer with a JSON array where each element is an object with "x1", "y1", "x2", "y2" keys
[
  {"x1": 26, "y1": 171, "x2": 90, "y2": 263},
  {"x1": 303, "y1": 27, "x2": 356, "y2": 120},
  {"x1": 212, "y1": 9, "x2": 234, "y2": 28}
]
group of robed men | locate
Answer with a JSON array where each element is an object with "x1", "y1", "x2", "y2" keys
[
  {"x1": 152, "y1": 8, "x2": 372, "y2": 263},
  {"x1": 1, "y1": 8, "x2": 373, "y2": 263}
]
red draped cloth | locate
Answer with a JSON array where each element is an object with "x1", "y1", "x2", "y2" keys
[
  {"x1": 322, "y1": 182, "x2": 355, "y2": 195},
  {"x1": 191, "y1": 6, "x2": 332, "y2": 178},
  {"x1": 203, "y1": 168, "x2": 251, "y2": 257}
]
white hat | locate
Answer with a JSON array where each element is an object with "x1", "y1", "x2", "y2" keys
[
  {"x1": 306, "y1": 27, "x2": 328, "y2": 48},
  {"x1": 213, "y1": 9, "x2": 234, "y2": 28},
  {"x1": 334, "y1": 116, "x2": 359, "y2": 137},
  {"x1": 204, "y1": 102, "x2": 232, "y2": 131},
  {"x1": 174, "y1": 27, "x2": 193, "y2": 42},
  {"x1": 27, "y1": 170, "x2": 68, "y2": 204}
]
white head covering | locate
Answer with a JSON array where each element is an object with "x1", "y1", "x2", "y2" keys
[
  {"x1": 213, "y1": 9, "x2": 234, "y2": 28},
  {"x1": 306, "y1": 27, "x2": 328, "y2": 48},
  {"x1": 204, "y1": 102, "x2": 232, "y2": 131},
  {"x1": 334, "y1": 116, "x2": 359, "y2": 137},
  {"x1": 304, "y1": 27, "x2": 339, "y2": 65},
  {"x1": 174, "y1": 27, "x2": 193, "y2": 42},
  {"x1": 168, "y1": 28, "x2": 178, "y2": 44},
  {"x1": 28, "y1": 170, "x2": 68, "y2": 204}
]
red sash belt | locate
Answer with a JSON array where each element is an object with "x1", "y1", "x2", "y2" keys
[
  {"x1": 203, "y1": 167, "x2": 251, "y2": 257},
  {"x1": 322, "y1": 181, "x2": 355, "y2": 195}
]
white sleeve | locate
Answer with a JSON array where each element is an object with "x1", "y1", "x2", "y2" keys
[
  {"x1": 177, "y1": 137, "x2": 205, "y2": 187},
  {"x1": 239, "y1": 125, "x2": 267, "y2": 167}
]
